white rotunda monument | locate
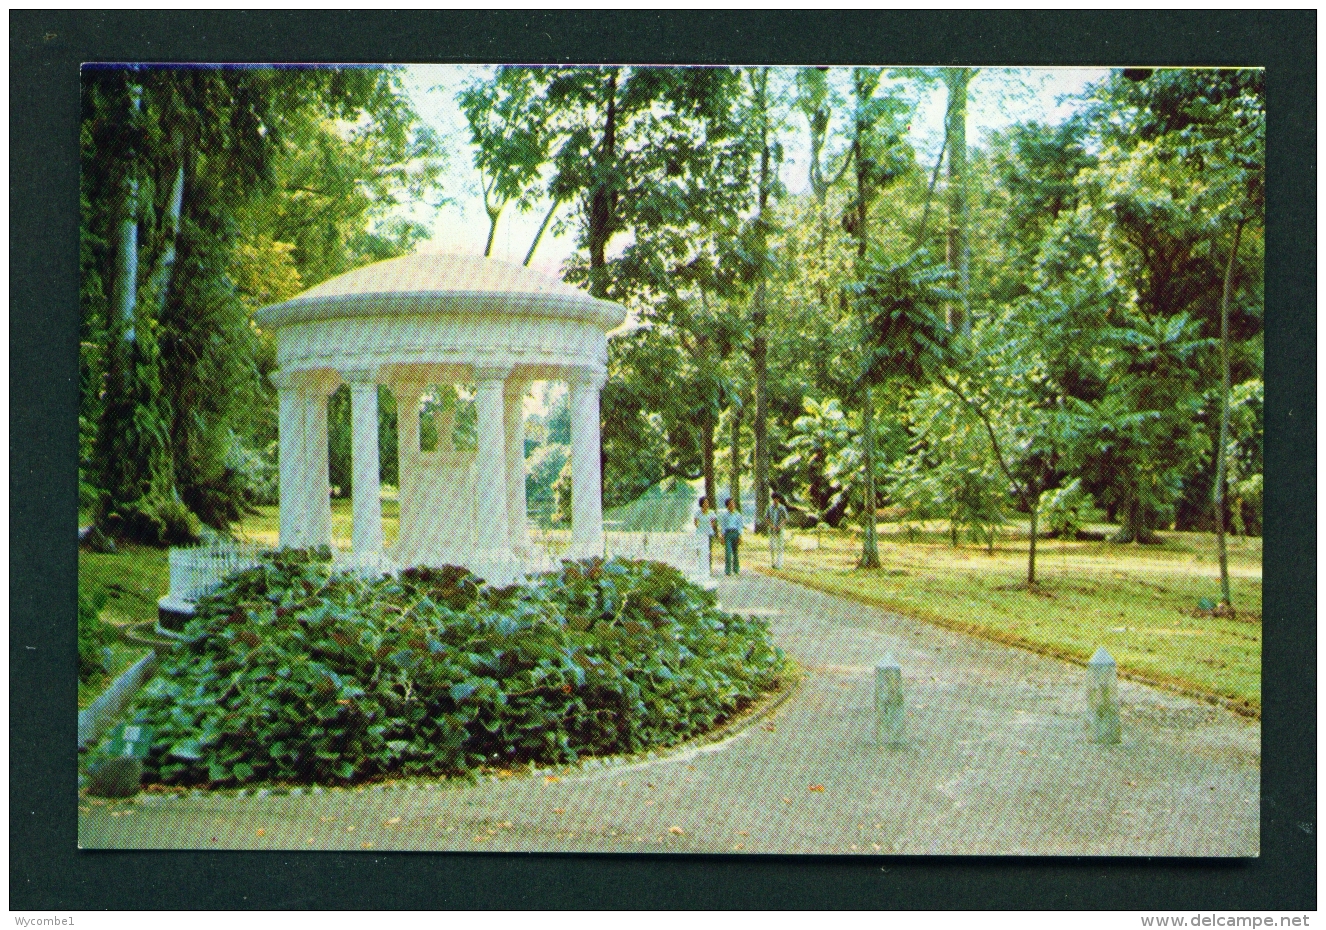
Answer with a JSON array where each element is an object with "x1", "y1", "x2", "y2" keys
[{"x1": 254, "y1": 252, "x2": 627, "y2": 583}]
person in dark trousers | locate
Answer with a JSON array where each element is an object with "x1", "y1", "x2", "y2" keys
[{"x1": 720, "y1": 497, "x2": 744, "y2": 575}]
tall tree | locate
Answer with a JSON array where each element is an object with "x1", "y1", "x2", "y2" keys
[
  {"x1": 850, "y1": 256, "x2": 953, "y2": 550},
  {"x1": 82, "y1": 66, "x2": 444, "y2": 540},
  {"x1": 1091, "y1": 69, "x2": 1264, "y2": 593},
  {"x1": 1078, "y1": 69, "x2": 1264, "y2": 549},
  {"x1": 842, "y1": 69, "x2": 915, "y2": 568},
  {"x1": 742, "y1": 67, "x2": 785, "y2": 531},
  {"x1": 457, "y1": 70, "x2": 550, "y2": 257},
  {"x1": 941, "y1": 68, "x2": 977, "y2": 335},
  {"x1": 465, "y1": 67, "x2": 749, "y2": 514}
]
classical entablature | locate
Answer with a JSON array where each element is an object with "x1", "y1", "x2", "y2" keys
[{"x1": 255, "y1": 252, "x2": 627, "y2": 582}]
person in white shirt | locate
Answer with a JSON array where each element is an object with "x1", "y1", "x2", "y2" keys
[
  {"x1": 693, "y1": 496, "x2": 717, "y2": 576},
  {"x1": 719, "y1": 497, "x2": 745, "y2": 575}
]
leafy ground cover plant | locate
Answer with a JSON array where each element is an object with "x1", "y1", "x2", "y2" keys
[{"x1": 127, "y1": 549, "x2": 786, "y2": 786}]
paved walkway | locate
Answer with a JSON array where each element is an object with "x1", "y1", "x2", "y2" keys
[{"x1": 79, "y1": 572, "x2": 1259, "y2": 855}]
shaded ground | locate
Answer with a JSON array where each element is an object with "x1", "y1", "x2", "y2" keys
[
  {"x1": 759, "y1": 526, "x2": 1261, "y2": 710},
  {"x1": 79, "y1": 572, "x2": 1259, "y2": 856}
]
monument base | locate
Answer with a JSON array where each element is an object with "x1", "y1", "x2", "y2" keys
[{"x1": 156, "y1": 595, "x2": 196, "y2": 633}]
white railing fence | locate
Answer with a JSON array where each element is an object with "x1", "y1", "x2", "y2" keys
[
  {"x1": 166, "y1": 539, "x2": 266, "y2": 603},
  {"x1": 169, "y1": 529, "x2": 709, "y2": 606}
]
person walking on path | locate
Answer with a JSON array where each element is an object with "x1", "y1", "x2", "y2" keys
[
  {"x1": 720, "y1": 497, "x2": 745, "y2": 575},
  {"x1": 693, "y1": 496, "x2": 718, "y2": 576},
  {"x1": 765, "y1": 493, "x2": 789, "y2": 570}
]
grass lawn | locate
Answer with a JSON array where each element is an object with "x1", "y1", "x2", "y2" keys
[
  {"x1": 750, "y1": 522, "x2": 1261, "y2": 714},
  {"x1": 233, "y1": 498, "x2": 401, "y2": 549},
  {"x1": 604, "y1": 479, "x2": 698, "y2": 532},
  {"x1": 78, "y1": 542, "x2": 165, "y2": 708},
  {"x1": 78, "y1": 641, "x2": 151, "y2": 709},
  {"x1": 79, "y1": 542, "x2": 171, "y2": 627},
  {"x1": 78, "y1": 497, "x2": 401, "y2": 631},
  {"x1": 78, "y1": 502, "x2": 1262, "y2": 714}
]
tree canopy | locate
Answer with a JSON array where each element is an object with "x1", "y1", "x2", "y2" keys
[{"x1": 81, "y1": 65, "x2": 1264, "y2": 611}]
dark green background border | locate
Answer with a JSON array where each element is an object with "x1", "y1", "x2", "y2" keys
[{"x1": 11, "y1": 9, "x2": 1315, "y2": 910}]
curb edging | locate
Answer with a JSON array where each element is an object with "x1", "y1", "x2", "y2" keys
[{"x1": 78, "y1": 650, "x2": 158, "y2": 750}]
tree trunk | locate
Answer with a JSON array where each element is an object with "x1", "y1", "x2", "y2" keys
[
  {"x1": 851, "y1": 93, "x2": 880, "y2": 570},
  {"x1": 112, "y1": 79, "x2": 144, "y2": 343},
  {"x1": 143, "y1": 141, "x2": 186, "y2": 314},
  {"x1": 1027, "y1": 499, "x2": 1038, "y2": 586},
  {"x1": 729, "y1": 401, "x2": 743, "y2": 511},
  {"x1": 586, "y1": 69, "x2": 619, "y2": 299},
  {"x1": 943, "y1": 68, "x2": 973, "y2": 335},
  {"x1": 915, "y1": 132, "x2": 948, "y2": 250},
  {"x1": 1214, "y1": 219, "x2": 1246, "y2": 607},
  {"x1": 524, "y1": 197, "x2": 560, "y2": 266},
  {"x1": 97, "y1": 79, "x2": 144, "y2": 525},
  {"x1": 701, "y1": 416, "x2": 717, "y2": 512},
  {"x1": 483, "y1": 207, "x2": 500, "y2": 257},
  {"x1": 113, "y1": 174, "x2": 139, "y2": 341},
  {"x1": 1114, "y1": 498, "x2": 1157, "y2": 545},
  {"x1": 752, "y1": 297, "x2": 768, "y2": 529},
  {"x1": 751, "y1": 69, "x2": 772, "y2": 535},
  {"x1": 859, "y1": 385, "x2": 881, "y2": 568}
]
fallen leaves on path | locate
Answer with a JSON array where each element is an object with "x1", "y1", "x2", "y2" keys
[
  {"x1": 809, "y1": 784, "x2": 826, "y2": 792},
  {"x1": 544, "y1": 775, "x2": 560, "y2": 784},
  {"x1": 668, "y1": 826, "x2": 684, "y2": 835},
  {"x1": 384, "y1": 817, "x2": 401, "y2": 826}
]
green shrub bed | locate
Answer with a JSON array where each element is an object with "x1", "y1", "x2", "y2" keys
[{"x1": 129, "y1": 550, "x2": 786, "y2": 786}]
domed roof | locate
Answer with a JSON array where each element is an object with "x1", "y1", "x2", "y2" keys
[{"x1": 255, "y1": 252, "x2": 626, "y2": 331}]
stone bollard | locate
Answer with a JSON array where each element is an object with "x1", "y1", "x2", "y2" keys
[
  {"x1": 875, "y1": 654, "x2": 905, "y2": 747},
  {"x1": 88, "y1": 757, "x2": 144, "y2": 798},
  {"x1": 1086, "y1": 646, "x2": 1122, "y2": 745}
]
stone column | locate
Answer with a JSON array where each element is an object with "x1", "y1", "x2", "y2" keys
[
  {"x1": 272, "y1": 369, "x2": 335, "y2": 549},
  {"x1": 569, "y1": 366, "x2": 607, "y2": 557},
  {"x1": 391, "y1": 380, "x2": 424, "y2": 562},
  {"x1": 273, "y1": 369, "x2": 309, "y2": 548},
  {"x1": 504, "y1": 377, "x2": 530, "y2": 554},
  {"x1": 394, "y1": 381, "x2": 423, "y2": 465},
  {"x1": 306, "y1": 373, "x2": 336, "y2": 550},
  {"x1": 473, "y1": 365, "x2": 512, "y2": 558},
  {"x1": 345, "y1": 369, "x2": 383, "y2": 555}
]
